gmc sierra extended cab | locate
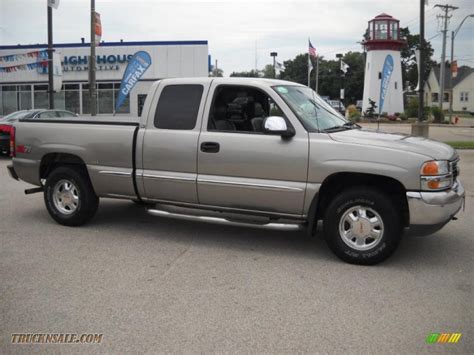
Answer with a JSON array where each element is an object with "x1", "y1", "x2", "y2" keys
[{"x1": 7, "y1": 78, "x2": 465, "y2": 265}]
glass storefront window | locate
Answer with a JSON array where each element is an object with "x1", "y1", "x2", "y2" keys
[
  {"x1": 19, "y1": 92, "x2": 32, "y2": 110},
  {"x1": 34, "y1": 91, "x2": 49, "y2": 109},
  {"x1": 54, "y1": 91, "x2": 66, "y2": 110},
  {"x1": 98, "y1": 89, "x2": 114, "y2": 114},
  {"x1": 65, "y1": 90, "x2": 80, "y2": 114},
  {"x1": 82, "y1": 87, "x2": 91, "y2": 114},
  {"x1": 2, "y1": 91, "x2": 17, "y2": 114}
]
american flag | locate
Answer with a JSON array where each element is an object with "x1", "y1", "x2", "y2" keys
[{"x1": 308, "y1": 39, "x2": 317, "y2": 58}]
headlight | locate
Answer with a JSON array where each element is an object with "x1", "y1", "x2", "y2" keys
[
  {"x1": 420, "y1": 160, "x2": 449, "y2": 176},
  {"x1": 420, "y1": 160, "x2": 452, "y2": 191}
]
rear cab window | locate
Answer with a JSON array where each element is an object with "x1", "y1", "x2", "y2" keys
[{"x1": 154, "y1": 85, "x2": 204, "y2": 130}]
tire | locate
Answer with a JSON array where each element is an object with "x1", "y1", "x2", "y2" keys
[
  {"x1": 44, "y1": 166, "x2": 99, "y2": 226},
  {"x1": 323, "y1": 186, "x2": 402, "y2": 265}
]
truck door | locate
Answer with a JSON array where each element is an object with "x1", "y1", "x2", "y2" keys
[
  {"x1": 197, "y1": 83, "x2": 309, "y2": 215},
  {"x1": 140, "y1": 80, "x2": 210, "y2": 203}
]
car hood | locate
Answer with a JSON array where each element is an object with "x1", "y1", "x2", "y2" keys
[{"x1": 328, "y1": 128, "x2": 456, "y2": 160}]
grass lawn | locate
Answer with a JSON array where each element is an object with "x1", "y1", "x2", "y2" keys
[{"x1": 444, "y1": 141, "x2": 474, "y2": 149}]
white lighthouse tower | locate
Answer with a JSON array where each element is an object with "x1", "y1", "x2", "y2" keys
[{"x1": 362, "y1": 13, "x2": 405, "y2": 115}]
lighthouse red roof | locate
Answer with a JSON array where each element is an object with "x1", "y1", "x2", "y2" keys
[
  {"x1": 373, "y1": 13, "x2": 397, "y2": 20},
  {"x1": 362, "y1": 13, "x2": 405, "y2": 51}
]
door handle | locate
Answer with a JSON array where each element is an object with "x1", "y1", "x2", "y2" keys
[{"x1": 200, "y1": 142, "x2": 220, "y2": 153}]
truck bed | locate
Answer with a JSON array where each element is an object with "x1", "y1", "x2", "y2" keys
[{"x1": 13, "y1": 117, "x2": 140, "y2": 199}]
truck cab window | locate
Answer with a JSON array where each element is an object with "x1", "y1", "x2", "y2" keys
[
  {"x1": 154, "y1": 85, "x2": 203, "y2": 130},
  {"x1": 209, "y1": 85, "x2": 284, "y2": 133}
]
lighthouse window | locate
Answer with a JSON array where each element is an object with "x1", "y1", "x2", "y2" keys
[
  {"x1": 394, "y1": 82, "x2": 398, "y2": 90},
  {"x1": 390, "y1": 22, "x2": 399, "y2": 40},
  {"x1": 378, "y1": 72, "x2": 382, "y2": 79},
  {"x1": 375, "y1": 21, "x2": 388, "y2": 40}
]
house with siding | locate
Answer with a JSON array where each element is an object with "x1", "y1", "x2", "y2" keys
[{"x1": 424, "y1": 64, "x2": 473, "y2": 112}]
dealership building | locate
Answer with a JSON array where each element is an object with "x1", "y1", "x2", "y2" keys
[{"x1": 0, "y1": 40, "x2": 209, "y2": 116}]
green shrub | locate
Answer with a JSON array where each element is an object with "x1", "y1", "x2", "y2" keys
[
  {"x1": 399, "y1": 112, "x2": 408, "y2": 120},
  {"x1": 431, "y1": 106, "x2": 445, "y2": 123},
  {"x1": 405, "y1": 97, "x2": 430, "y2": 120},
  {"x1": 364, "y1": 98, "x2": 377, "y2": 118}
]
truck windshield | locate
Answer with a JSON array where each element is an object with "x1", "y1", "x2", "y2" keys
[{"x1": 272, "y1": 85, "x2": 348, "y2": 132}]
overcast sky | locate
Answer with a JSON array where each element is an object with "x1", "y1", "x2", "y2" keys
[{"x1": 1, "y1": 0, "x2": 473, "y2": 75}]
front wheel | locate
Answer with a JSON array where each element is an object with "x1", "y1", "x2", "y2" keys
[
  {"x1": 44, "y1": 166, "x2": 99, "y2": 226},
  {"x1": 323, "y1": 186, "x2": 402, "y2": 265}
]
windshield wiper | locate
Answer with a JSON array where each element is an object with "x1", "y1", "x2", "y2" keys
[
  {"x1": 322, "y1": 122, "x2": 361, "y2": 133},
  {"x1": 321, "y1": 125, "x2": 346, "y2": 132},
  {"x1": 342, "y1": 122, "x2": 361, "y2": 129}
]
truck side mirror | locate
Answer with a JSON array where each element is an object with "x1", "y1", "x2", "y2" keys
[{"x1": 263, "y1": 116, "x2": 295, "y2": 138}]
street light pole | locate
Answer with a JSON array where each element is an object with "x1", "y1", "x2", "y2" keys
[
  {"x1": 90, "y1": 0, "x2": 97, "y2": 116},
  {"x1": 47, "y1": 4, "x2": 54, "y2": 109},
  {"x1": 449, "y1": 14, "x2": 474, "y2": 123},
  {"x1": 270, "y1": 52, "x2": 278, "y2": 78}
]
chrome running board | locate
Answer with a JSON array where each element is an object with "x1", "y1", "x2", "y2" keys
[{"x1": 147, "y1": 208, "x2": 303, "y2": 231}]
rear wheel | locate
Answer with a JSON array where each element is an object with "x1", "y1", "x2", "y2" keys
[
  {"x1": 323, "y1": 186, "x2": 402, "y2": 265},
  {"x1": 44, "y1": 166, "x2": 99, "y2": 226}
]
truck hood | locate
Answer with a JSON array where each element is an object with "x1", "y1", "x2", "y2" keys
[{"x1": 329, "y1": 128, "x2": 456, "y2": 160}]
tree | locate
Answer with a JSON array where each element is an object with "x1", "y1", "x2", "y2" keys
[
  {"x1": 230, "y1": 69, "x2": 260, "y2": 77},
  {"x1": 400, "y1": 27, "x2": 435, "y2": 90},
  {"x1": 209, "y1": 68, "x2": 224, "y2": 77},
  {"x1": 280, "y1": 52, "x2": 365, "y2": 105},
  {"x1": 279, "y1": 54, "x2": 311, "y2": 85},
  {"x1": 262, "y1": 64, "x2": 275, "y2": 78}
]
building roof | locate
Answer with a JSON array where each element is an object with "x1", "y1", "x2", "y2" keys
[
  {"x1": 0, "y1": 40, "x2": 208, "y2": 50},
  {"x1": 432, "y1": 64, "x2": 473, "y2": 89}
]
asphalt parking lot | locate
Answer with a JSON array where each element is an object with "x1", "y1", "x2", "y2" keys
[{"x1": 1, "y1": 152, "x2": 473, "y2": 354}]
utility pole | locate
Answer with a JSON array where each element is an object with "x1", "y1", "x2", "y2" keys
[
  {"x1": 90, "y1": 0, "x2": 97, "y2": 116},
  {"x1": 214, "y1": 59, "x2": 218, "y2": 76},
  {"x1": 418, "y1": 0, "x2": 425, "y2": 123},
  {"x1": 449, "y1": 14, "x2": 474, "y2": 123},
  {"x1": 47, "y1": 4, "x2": 54, "y2": 109},
  {"x1": 435, "y1": 4, "x2": 458, "y2": 113}
]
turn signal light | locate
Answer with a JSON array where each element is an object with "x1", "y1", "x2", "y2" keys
[
  {"x1": 421, "y1": 160, "x2": 449, "y2": 176},
  {"x1": 427, "y1": 180, "x2": 440, "y2": 189},
  {"x1": 421, "y1": 161, "x2": 439, "y2": 175}
]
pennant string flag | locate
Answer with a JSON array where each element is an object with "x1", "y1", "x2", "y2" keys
[
  {"x1": 0, "y1": 61, "x2": 47, "y2": 73},
  {"x1": 0, "y1": 49, "x2": 48, "y2": 63}
]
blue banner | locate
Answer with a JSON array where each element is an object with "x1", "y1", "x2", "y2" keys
[
  {"x1": 378, "y1": 54, "x2": 394, "y2": 115},
  {"x1": 115, "y1": 51, "x2": 152, "y2": 113}
]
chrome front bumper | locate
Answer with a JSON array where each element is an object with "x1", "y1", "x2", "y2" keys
[{"x1": 406, "y1": 179, "x2": 465, "y2": 235}]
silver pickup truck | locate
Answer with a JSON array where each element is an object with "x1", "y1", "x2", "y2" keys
[{"x1": 7, "y1": 78, "x2": 465, "y2": 265}]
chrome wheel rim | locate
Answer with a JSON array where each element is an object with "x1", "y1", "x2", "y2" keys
[
  {"x1": 52, "y1": 179, "x2": 80, "y2": 215},
  {"x1": 338, "y1": 205, "x2": 384, "y2": 251}
]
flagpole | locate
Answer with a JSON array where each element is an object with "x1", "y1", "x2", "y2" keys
[
  {"x1": 307, "y1": 54, "x2": 311, "y2": 87},
  {"x1": 315, "y1": 56, "x2": 319, "y2": 93}
]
